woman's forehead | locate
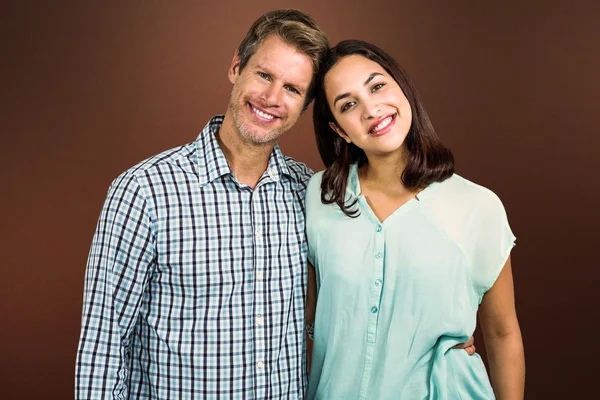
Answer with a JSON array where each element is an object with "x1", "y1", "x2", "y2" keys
[{"x1": 325, "y1": 55, "x2": 389, "y2": 94}]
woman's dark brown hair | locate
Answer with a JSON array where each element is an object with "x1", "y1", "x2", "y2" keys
[{"x1": 313, "y1": 40, "x2": 454, "y2": 217}]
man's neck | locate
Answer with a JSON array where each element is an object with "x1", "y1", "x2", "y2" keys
[{"x1": 217, "y1": 114, "x2": 275, "y2": 189}]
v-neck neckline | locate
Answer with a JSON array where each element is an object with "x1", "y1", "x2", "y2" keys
[{"x1": 349, "y1": 163, "x2": 439, "y2": 225}]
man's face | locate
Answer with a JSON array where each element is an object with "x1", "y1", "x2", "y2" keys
[{"x1": 227, "y1": 35, "x2": 314, "y2": 145}]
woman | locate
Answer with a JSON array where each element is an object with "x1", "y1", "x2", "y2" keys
[{"x1": 305, "y1": 40, "x2": 525, "y2": 399}]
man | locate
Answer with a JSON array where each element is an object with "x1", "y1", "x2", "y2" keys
[
  {"x1": 75, "y1": 9, "x2": 474, "y2": 399},
  {"x1": 75, "y1": 9, "x2": 329, "y2": 399}
]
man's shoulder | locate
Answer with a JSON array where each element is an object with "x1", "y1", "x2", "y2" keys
[
  {"x1": 123, "y1": 141, "x2": 197, "y2": 180},
  {"x1": 106, "y1": 141, "x2": 198, "y2": 196},
  {"x1": 283, "y1": 156, "x2": 314, "y2": 186}
]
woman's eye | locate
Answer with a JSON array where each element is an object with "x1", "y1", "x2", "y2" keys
[
  {"x1": 341, "y1": 102, "x2": 355, "y2": 112},
  {"x1": 372, "y1": 83, "x2": 386, "y2": 92}
]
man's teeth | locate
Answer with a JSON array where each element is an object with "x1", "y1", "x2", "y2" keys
[
  {"x1": 371, "y1": 116, "x2": 393, "y2": 133},
  {"x1": 253, "y1": 106, "x2": 275, "y2": 120}
]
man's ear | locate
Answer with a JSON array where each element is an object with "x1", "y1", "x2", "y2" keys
[
  {"x1": 228, "y1": 50, "x2": 241, "y2": 84},
  {"x1": 329, "y1": 121, "x2": 352, "y2": 143}
]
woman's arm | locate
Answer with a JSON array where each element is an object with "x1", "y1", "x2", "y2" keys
[{"x1": 479, "y1": 256, "x2": 525, "y2": 399}]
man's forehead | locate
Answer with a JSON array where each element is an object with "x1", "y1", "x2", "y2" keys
[{"x1": 250, "y1": 39, "x2": 314, "y2": 88}]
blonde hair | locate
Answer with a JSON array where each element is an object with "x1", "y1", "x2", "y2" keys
[{"x1": 237, "y1": 9, "x2": 330, "y2": 108}]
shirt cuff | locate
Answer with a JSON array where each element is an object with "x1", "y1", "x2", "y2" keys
[{"x1": 306, "y1": 323, "x2": 314, "y2": 340}]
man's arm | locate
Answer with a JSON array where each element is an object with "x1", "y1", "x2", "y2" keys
[
  {"x1": 305, "y1": 262, "x2": 317, "y2": 330},
  {"x1": 479, "y1": 257, "x2": 525, "y2": 399},
  {"x1": 75, "y1": 172, "x2": 156, "y2": 400},
  {"x1": 304, "y1": 262, "x2": 317, "y2": 379}
]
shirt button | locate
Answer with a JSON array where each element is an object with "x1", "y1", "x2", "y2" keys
[
  {"x1": 257, "y1": 315, "x2": 264, "y2": 326},
  {"x1": 370, "y1": 306, "x2": 378, "y2": 314},
  {"x1": 374, "y1": 279, "x2": 382, "y2": 287},
  {"x1": 375, "y1": 252, "x2": 383, "y2": 259},
  {"x1": 257, "y1": 271, "x2": 264, "y2": 280},
  {"x1": 376, "y1": 225, "x2": 382, "y2": 232},
  {"x1": 257, "y1": 361, "x2": 264, "y2": 369}
]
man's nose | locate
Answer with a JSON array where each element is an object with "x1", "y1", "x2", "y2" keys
[{"x1": 262, "y1": 84, "x2": 283, "y2": 107}]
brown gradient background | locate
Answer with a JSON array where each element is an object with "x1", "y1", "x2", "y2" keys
[{"x1": 1, "y1": 0, "x2": 598, "y2": 399}]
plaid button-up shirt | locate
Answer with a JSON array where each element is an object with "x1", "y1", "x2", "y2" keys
[{"x1": 76, "y1": 115, "x2": 313, "y2": 399}]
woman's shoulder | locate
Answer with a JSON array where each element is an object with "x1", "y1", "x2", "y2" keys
[
  {"x1": 307, "y1": 170, "x2": 325, "y2": 185},
  {"x1": 424, "y1": 174, "x2": 514, "y2": 265},
  {"x1": 435, "y1": 174, "x2": 505, "y2": 209},
  {"x1": 306, "y1": 170, "x2": 325, "y2": 197}
]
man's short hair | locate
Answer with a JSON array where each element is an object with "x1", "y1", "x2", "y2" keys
[{"x1": 237, "y1": 9, "x2": 330, "y2": 109}]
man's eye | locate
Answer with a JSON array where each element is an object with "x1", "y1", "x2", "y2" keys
[
  {"x1": 258, "y1": 72, "x2": 270, "y2": 80},
  {"x1": 285, "y1": 86, "x2": 300, "y2": 95}
]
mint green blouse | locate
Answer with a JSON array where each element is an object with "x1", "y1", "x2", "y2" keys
[{"x1": 306, "y1": 165, "x2": 515, "y2": 400}]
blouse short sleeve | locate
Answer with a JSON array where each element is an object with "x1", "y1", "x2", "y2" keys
[
  {"x1": 467, "y1": 188, "x2": 516, "y2": 301},
  {"x1": 305, "y1": 172, "x2": 324, "y2": 267}
]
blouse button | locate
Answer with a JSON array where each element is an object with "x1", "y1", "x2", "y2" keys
[
  {"x1": 376, "y1": 225, "x2": 382, "y2": 232},
  {"x1": 370, "y1": 306, "x2": 378, "y2": 314},
  {"x1": 374, "y1": 279, "x2": 382, "y2": 287},
  {"x1": 375, "y1": 252, "x2": 383, "y2": 259}
]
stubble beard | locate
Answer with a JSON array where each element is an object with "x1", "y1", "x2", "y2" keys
[{"x1": 229, "y1": 92, "x2": 287, "y2": 145}]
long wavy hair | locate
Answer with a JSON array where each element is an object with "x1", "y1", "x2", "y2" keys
[{"x1": 313, "y1": 40, "x2": 454, "y2": 217}]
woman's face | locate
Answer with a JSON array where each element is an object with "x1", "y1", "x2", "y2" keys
[{"x1": 324, "y1": 55, "x2": 412, "y2": 158}]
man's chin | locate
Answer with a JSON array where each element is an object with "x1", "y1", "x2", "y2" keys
[
  {"x1": 238, "y1": 123, "x2": 285, "y2": 145},
  {"x1": 231, "y1": 111, "x2": 287, "y2": 144},
  {"x1": 241, "y1": 131, "x2": 281, "y2": 145}
]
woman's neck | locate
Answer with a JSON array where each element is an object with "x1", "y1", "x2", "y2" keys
[{"x1": 359, "y1": 149, "x2": 413, "y2": 196}]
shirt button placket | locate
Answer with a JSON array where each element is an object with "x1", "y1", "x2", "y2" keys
[
  {"x1": 252, "y1": 191, "x2": 266, "y2": 396},
  {"x1": 359, "y1": 224, "x2": 385, "y2": 399},
  {"x1": 367, "y1": 224, "x2": 385, "y2": 344}
]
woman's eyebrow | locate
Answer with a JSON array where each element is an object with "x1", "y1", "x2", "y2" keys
[{"x1": 333, "y1": 72, "x2": 384, "y2": 106}]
